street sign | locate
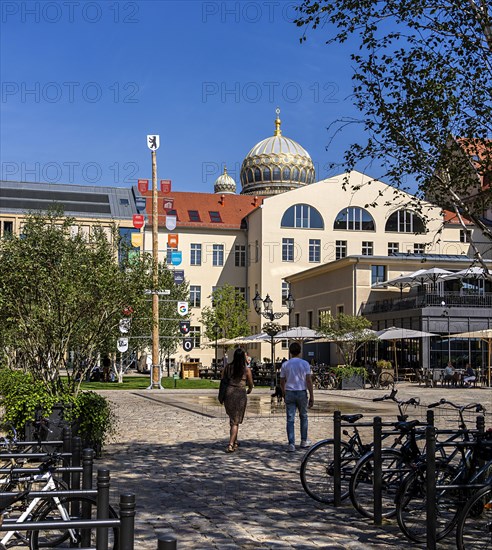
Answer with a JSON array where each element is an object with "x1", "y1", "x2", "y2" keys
[
  {"x1": 177, "y1": 301, "x2": 188, "y2": 316},
  {"x1": 160, "y1": 180, "x2": 172, "y2": 193},
  {"x1": 165, "y1": 214, "x2": 177, "y2": 231},
  {"x1": 144, "y1": 289, "x2": 171, "y2": 295},
  {"x1": 137, "y1": 179, "x2": 149, "y2": 193},
  {"x1": 132, "y1": 214, "x2": 145, "y2": 229},
  {"x1": 183, "y1": 338, "x2": 193, "y2": 352},
  {"x1": 170, "y1": 251, "x2": 182, "y2": 266},
  {"x1": 119, "y1": 318, "x2": 131, "y2": 334},
  {"x1": 147, "y1": 135, "x2": 160, "y2": 150},
  {"x1": 168, "y1": 234, "x2": 178, "y2": 248},
  {"x1": 117, "y1": 337, "x2": 129, "y2": 352},
  {"x1": 179, "y1": 321, "x2": 190, "y2": 335},
  {"x1": 173, "y1": 270, "x2": 185, "y2": 285}
]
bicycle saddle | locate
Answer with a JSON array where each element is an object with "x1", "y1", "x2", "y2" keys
[{"x1": 341, "y1": 414, "x2": 363, "y2": 423}]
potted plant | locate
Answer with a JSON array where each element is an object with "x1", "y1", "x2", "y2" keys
[{"x1": 332, "y1": 365, "x2": 366, "y2": 389}]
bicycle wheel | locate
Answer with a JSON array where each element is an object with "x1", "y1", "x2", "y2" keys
[
  {"x1": 377, "y1": 371, "x2": 395, "y2": 390},
  {"x1": 326, "y1": 374, "x2": 339, "y2": 390},
  {"x1": 349, "y1": 448, "x2": 406, "y2": 519},
  {"x1": 456, "y1": 485, "x2": 492, "y2": 549},
  {"x1": 300, "y1": 439, "x2": 358, "y2": 504},
  {"x1": 396, "y1": 462, "x2": 459, "y2": 543},
  {"x1": 29, "y1": 496, "x2": 119, "y2": 549}
]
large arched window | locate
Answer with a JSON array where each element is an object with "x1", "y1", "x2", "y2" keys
[
  {"x1": 281, "y1": 204, "x2": 324, "y2": 229},
  {"x1": 334, "y1": 207, "x2": 375, "y2": 231},
  {"x1": 385, "y1": 209, "x2": 425, "y2": 233}
]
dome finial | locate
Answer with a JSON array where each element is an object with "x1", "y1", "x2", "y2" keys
[
  {"x1": 223, "y1": 165, "x2": 228, "y2": 175},
  {"x1": 274, "y1": 107, "x2": 281, "y2": 136}
]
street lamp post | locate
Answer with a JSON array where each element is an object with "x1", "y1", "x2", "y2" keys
[
  {"x1": 252, "y1": 291, "x2": 295, "y2": 389},
  {"x1": 441, "y1": 301, "x2": 451, "y2": 362},
  {"x1": 214, "y1": 323, "x2": 220, "y2": 380}
]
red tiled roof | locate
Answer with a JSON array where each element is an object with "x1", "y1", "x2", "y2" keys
[
  {"x1": 142, "y1": 191, "x2": 263, "y2": 229},
  {"x1": 443, "y1": 210, "x2": 472, "y2": 225}
]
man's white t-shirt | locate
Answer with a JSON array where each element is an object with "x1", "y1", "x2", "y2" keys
[{"x1": 280, "y1": 357, "x2": 311, "y2": 391}]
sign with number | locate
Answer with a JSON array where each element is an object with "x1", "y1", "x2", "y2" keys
[
  {"x1": 117, "y1": 337, "x2": 129, "y2": 352},
  {"x1": 183, "y1": 338, "x2": 193, "y2": 352},
  {"x1": 160, "y1": 180, "x2": 171, "y2": 194},
  {"x1": 137, "y1": 179, "x2": 149, "y2": 193},
  {"x1": 147, "y1": 135, "x2": 160, "y2": 150},
  {"x1": 177, "y1": 301, "x2": 188, "y2": 316},
  {"x1": 179, "y1": 321, "x2": 190, "y2": 335}
]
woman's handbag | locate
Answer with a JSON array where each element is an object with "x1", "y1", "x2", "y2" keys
[{"x1": 218, "y1": 376, "x2": 229, "y2": 404}]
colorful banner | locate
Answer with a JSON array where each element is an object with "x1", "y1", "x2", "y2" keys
[{"x1": 177, "y1": 301, "x2": 189, "y2": 316}]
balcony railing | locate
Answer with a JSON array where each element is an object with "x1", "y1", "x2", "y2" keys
[{"x1": 362, "y1": 291, "x2": 492, "y2": 315}]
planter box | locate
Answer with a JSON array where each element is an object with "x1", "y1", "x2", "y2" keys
[{"x1": 340, "y1": 374, "x2": 365, "y2": 390}]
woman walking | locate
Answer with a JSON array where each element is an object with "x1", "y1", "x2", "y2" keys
[{"x1": 222, "y1": 348, "x2": 254, "y2": 453}]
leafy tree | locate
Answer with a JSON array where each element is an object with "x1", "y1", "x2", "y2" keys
[
  {"x1": 0, "y1": 209, "x2": 187, "y2": 393},
  {"x1": 318, "y1": 313, "x2": 376, "y2": 366},
  {"x1": 295, "y1": 0, "x2": 492, "y2": 270},
  {"x1": 200, "y1": 284, "x2": 249, "y2": 343}
]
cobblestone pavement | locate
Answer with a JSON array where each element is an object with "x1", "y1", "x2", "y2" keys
[{"x1": 96, "y1": 383, "x2": 492, "y2": 549}]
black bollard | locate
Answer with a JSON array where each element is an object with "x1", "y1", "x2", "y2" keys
[
  {"x1": 333, "y1": 410, "x2": 342, "y2": 506},
  {"x1": 426, "y1": 425, "x2": 437, "y2": 550},
  {"x1": 97, "y1": 469, "x2": 110, "y2": 550},
  {"x1": 82, "y1": 448, "x2": 94, "y2": 490},
  {"x1": 62, "y1": 425, "x2": 72, "y2": 487},
  {"x1": 120, "y1": 494, "x2": 136, "y2": 550},
  {"x1": 158, "y1": 535, "x2": 177, "y2": 549},
  {"x1": 426, "y1": 409, "x2": 434, "y2": 427},
  {"x1": 71, "y1": 436, "x2": 82, "y2": 491},
  {"x1": 373, "y1": 416, "x2": 382, "y2": 525}
]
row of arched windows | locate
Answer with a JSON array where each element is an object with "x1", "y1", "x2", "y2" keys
[
  {"x1": 280, "y1": 204, "x2": 426, "y2": 233},
  {"x1": 240, "y1": 166, "x2": 315, "y2": 187}
]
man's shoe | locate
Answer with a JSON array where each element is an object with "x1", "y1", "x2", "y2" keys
[
  {"x1": 287, "y1": 443, "x2": 296, "y2": 452},
  {"x1": 300, "y1": 440, "x2": 312, "y2": 448}
]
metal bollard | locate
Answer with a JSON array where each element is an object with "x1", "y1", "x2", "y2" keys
[
  {"x1": 158, "y1": 535, "x2": 177, "y2": 549},
  {"x1": 62, "y1": 425, "x2": 72, "y2": 487},
  {"x1": 477, "y1": 415, "x2": 485, "y2": 434},
  {"x1": 426, "y1": 409, "x2": 434, "y2": 427},
  {"x1": 119, "y1": 494, "x2": 136, "y2": 550},
  {"x1": 97, "y1": 469, "x2": 110, "y2": 550},
  {"x1": 71, "y1": 436, "x2": 82, "y2": 491},
  {"x1": 373, "y1": 416, "x2": 382, "y2": 525},
  {"x1": 82, "y1": 448, "x2": 94, "y2": 490},
  {"x1": 426, "y1": 425, "x2": 437, "y2": 550},
  {"x1": 333, "y1": 410, "x2": 342, "y2": 506}
]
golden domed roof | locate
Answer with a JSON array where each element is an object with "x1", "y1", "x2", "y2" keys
[
  {"x1": 214, "y1": 167, "x2": 236, "y2": 194},
  {"x1": 240, "y1": 109, "x2": 315, "y2": 196}
]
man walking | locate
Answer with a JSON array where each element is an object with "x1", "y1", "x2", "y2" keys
[{"x1": 280, "y1": 342, "x2": 314, "y2": 452}]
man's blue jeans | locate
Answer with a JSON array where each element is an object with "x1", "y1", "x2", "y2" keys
[{"x1": 285, "y1": 390, "x2": 308, "y2": 445}]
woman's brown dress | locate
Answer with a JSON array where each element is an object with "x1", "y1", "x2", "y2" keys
[{"x1": 223, "y1": 365, "x2": 248, "y2": 425}]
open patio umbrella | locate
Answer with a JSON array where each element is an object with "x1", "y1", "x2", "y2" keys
[
  {"x1": 451, "y1": 329, "x2": 492, "y2": 386},
  {"x1": 376, "y1": 327, "x2": 438, "y2": 380},
  {"x1": 274, "y1": 326, "x2": 322, "y2": 341},
  {"x1": 372, "y1": 269, "x2": 428, "y2": 297},
  {"x1": 408, "y1": 267, "x2": 453, "y2": 289},
  {"x1": 442, "y1": 266, "x2": 491, "y2": 281}
]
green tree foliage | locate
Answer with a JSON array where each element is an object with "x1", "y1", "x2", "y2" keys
[
  {"x1": 318, "y1": 313, "x2": 376, "y2": 366},
  {"x1": 200, "y1": 284, "x2": 249, "y2": 343},
  {"x1": 0, "y1": 209, "x2": 187, "y2": 394},
  {"x1": 296, "y1": 0, "x2": 492, "y2": 265}
]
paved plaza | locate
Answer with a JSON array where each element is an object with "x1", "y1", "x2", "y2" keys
[{"x1": 97, "y1": 383, "x2": 492, "y2": 549}]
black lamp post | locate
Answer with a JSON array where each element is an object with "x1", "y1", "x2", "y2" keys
[
  {"x1": 441, "y1": 301, "x2": 451, "y2": 362},
  {"x1": 213, "y1": 323, "x2": 220, "y2": 379},
  {"x1": 252, "y1": 291, "x2": 295, "y2": 389}
]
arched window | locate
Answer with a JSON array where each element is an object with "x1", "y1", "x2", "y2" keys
[
  {"x1": 385, "y1": 209, "x2": 425, "y2": 233},
  {"x1": 282, "y1": 167, "x2": 291, "y2": 181},
  {"x1": 272, "y1": 167, "x2": 281, "y2": 181},
  {"x1": 334, "y1": 207, "x2": 375, "y2": 231},
  {"x1": 254, "y1": 168, "x2": 262, "y2": 182},
  {"x1": 300, "y1": 169, "x2": 306, "y2": 183},
  {"x1": 263, "y1": 168, "x2": 271, "y2": 181},
  {"x1": 291, "y1": 167, "x2": 300, "y2": 181},
  {"x1": 247, "y1": 169, "x2": 254, "y2": 183},
  {"x1": 281, "y1": 204, "x2": 324, "y2": 229}
]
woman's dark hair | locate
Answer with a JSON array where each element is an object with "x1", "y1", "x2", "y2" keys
[{"x1": 230, "y1": 348, "x2": 246, "y2": 379}]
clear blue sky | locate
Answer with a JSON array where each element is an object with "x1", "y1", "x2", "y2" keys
[{"x1": 1, "y1": 0, "x2": 377, "y2": 193}]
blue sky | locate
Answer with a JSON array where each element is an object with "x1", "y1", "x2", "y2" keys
[{"x1": 1, "y1": 0, "x2": 374, "y2": 193}]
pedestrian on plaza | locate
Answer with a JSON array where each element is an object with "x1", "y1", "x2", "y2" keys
[
  {"x1": 463, "y1": 363, "x2": 476, "y2": 387},
  {"x1": 222, "y1": 348, "x2": 254, "y2": 453},
  {"x1": 443, "y1": 362, "x2": 456, "y2": 387},
  {"x1": 280, "y1": 342, "x2": 314, "y2": 452},
  {"x1": 102, "y1": 355, "x2": 111, "y2": 382}
]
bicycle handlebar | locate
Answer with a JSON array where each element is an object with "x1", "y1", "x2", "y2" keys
[
  {"x1": 372, "y1": 389, "x2": 420, "y2": 407},
  {"x1": 427, "y1": 398, "x2": 486, "y2": 413}
]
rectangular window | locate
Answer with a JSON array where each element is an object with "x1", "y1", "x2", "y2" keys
[
  {"x1": 414, "y1": 243, "x2": 425, "y2": 254},
  {"x1": 235, "y1": 287, "x2": 246, "y2": 300},
  {"x1": 190, "y1": 285, "x2": 201, "y2": 307},
  {"x1": 281, "y1": 282, "x2": 290, "y2": 306},
  {"x1": 309, "y1": 239, "x2": 321, "y2": 263},
  {"x1": 336, "y1": 240, "x2": 347, "y2": 260},
  {"x1": 337, "y1": 305, "x2": 344, "y2": 315},
  {"x1": 188, "y1": 210, "x2": 200, "y2": 222},
  {"x1": 371, "y1": 265, "x2": 386, "y2": 285},
  {"x1": 307, "y1": 311, "x2": 313, "y2": 329},
  {"x1": 235, "y1": 244, "x2": 246, "y2": 267},
  {"x1": 388, "y1": 242, "x2": 399, "y2": 255},
  {"x1": 190, "y1": 326, "x2": 201, "y2": 348},
  {"x1": 209, "y1": 211, "x2": 222, "y2": 223},
  {"x1": 318, "y1": 309, "x2": 331, "y2": 327},
  {"x1": 294, "y1": 313, "x2": 300, "y2": 327},
  {"x1": 212, "y1": 244, "x2": 224, "y2": 266},
  {"x1": 282, "y1": 238, "x2": 294, "y2": 262},
  {"x1": 460, "y1": 229, "x2": 471, "y2": 243},
  {"x1": 281, "y1": 324, "x2": 289, "y2": 349},
  {"x1": 190, "y1": 243, "x2": 202, "y2": 266},
  {"x1": 255, "y1": 240, "x2": 259, "y2": 263},
  {"x1": 362, "y1": 241, "x2": 374, "y2": 256}
]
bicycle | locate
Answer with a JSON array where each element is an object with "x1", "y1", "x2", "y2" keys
[
  {"x1": 396, "y1": 399, "x2": 488, "y2": 543},
  {"x1": 364, "y1": 368, "x2": 395, "y2": 390},
  {"x1": 312, "y1": 366, "x2": 339, "y2": 390}
]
